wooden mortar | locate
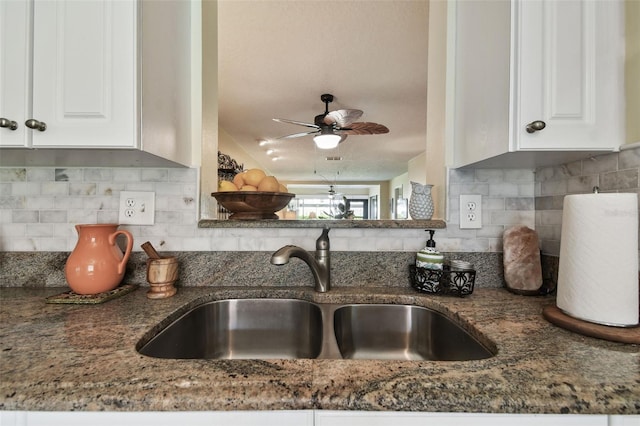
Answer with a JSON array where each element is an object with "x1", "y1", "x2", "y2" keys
[{"x1": 146, "y1": 256, "x2": 178, "y2": 299}]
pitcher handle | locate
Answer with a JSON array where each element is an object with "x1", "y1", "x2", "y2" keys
[{"x1": 109, "y1": 230, "x2": 134, "y2": 275}]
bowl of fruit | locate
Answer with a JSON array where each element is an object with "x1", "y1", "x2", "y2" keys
[{"x1": 212, "y1": 169, "x2": 295, "y2": 220}]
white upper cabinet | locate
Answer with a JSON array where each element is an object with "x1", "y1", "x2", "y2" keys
[
  {"x1": 31, "y1": 0, "x2": 136, "y2": 148},
  {"x1": 449, "y1": 0, "x2": 625, "y2": 168},
  {"x1": 0, "y1": 0, "x2": 31, "y2": 147},
  {"x1": 0, "y1": 0, "x2": 196, "y2": 167}
]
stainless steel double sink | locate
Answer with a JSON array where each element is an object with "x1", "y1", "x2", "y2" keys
[{"x1": 138, "y1": 299, "x2": 494, "y2": 361}]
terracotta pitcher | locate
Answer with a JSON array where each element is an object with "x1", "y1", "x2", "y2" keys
[{"x1": 64, "y1": 224, "x2": 134, "y2": 295}]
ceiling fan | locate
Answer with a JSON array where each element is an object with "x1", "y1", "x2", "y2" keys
[
  {"x1": 327, "y1": 184, "x2": 343, "y2": 200},
  {"x1": 273, "y1": 94, "x2": 389, "y2": 149}
]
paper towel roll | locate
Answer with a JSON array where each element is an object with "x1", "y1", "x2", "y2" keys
[{"x1": 557, "y1": 193, "x2": 639, "y2": 327}]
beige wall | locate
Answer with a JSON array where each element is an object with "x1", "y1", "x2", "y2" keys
[
  {"x1": 218, "y1": 127, "x2": 267, "y2": 173},
  {"x1": 200, "y1": 0, "x2": 218, "y2": 219},
  {"x1": 425, "y1": 0, "x2": 447, "y2": 219},
  {"x1": 627, "y1": 0, "x2": 640, "y2": 144}
]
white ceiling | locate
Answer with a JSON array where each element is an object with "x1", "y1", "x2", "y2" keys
[{"x1": 217, "y1": 0, "x2": 430, "y2": 183}]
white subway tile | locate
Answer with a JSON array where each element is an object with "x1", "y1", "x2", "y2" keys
[
  {"x1": 538, "y1": 210, "x2": 563, "y2": 225},
  {"x1": 68, "y1": 210, "x2": 97, "y2": 224},
  {"x1": 490, "y1": 210, "x2": 535, "y2": 226},
  {"x1": 6, "y1": 239, "x2": 38, "y2": 251},
  {"x1": 141, "y1": 169, "x2": 168, "y2": 182},
  {"x1": 0, "y1": 168, "x2": 26, "y2": 182},
  {"x1": 540, "y1": 179, "x2": 568, "y2": 196},
  {"x1": 97, "y1": 210, "x2": 119, "y2": 223},
  {"x1": 113, "y1": 169, "x2": 141, "y2": 182},
  {"x1": 55, "y1": 168, "x2": 83, "y2": 182},
  {"x1": 42, "y1": 182, "x2": 69, "y2": 196},
  {"x1": 12, "y1": 210, "x2": 39, "y2": 223},
  {"x1": 489, "y1": 183, "x2": 519, "y2": 197},
  {"x1": 475, "y1": 169, "x2": 504, "y2": 183},
  {"x1": 32, "y1": 238, "x2": 68, "y2": 251},
  {"x1": 375, "y1": 237, "x2": 404, "y2": 251},
  {"x1": 0, "y1": 223, "x2": 25, "y2": 237},
  {"x1": 169, "y1": 168, "x2": 198, "y2": 182},
  {"x1": 98, "y1": 182, "x2": 126, "y2": 195},
  {"x1": 26, "y1": 224, "x2": 54, "y2": 237},
  {"x1": 124, "y1": 182, "x2": 155, "y2": 191},
  {"x1": 39, "y1": 210, "x2": 67, "y2": 223},
  {"x1": 1, "y1": 196, "x2": 26, "y2": 209},
  {"x1": 27, "y1": 168, "x2": 55, "y2": 182},
  {"x1": 55, "y1": 196, "x2": 83, "y2": 209},
  {"x1": 449, "y1": 169, "x2": 475, "y2": 183},
  {"x1": 504, "y1": 169, "x2": 535, "y2": 182},
  {"x1": 26, "y1": 197, "x2": 55, "y2": 209},
  {"x1": 582, "y1": 153, "x2": 618, "y2": 174},
  {"x1": 84, "y1": 168, "x2": 113, "y2": 182},
  {"x1": 211, "y1": 237, "x2": 239, "y2": 251},
  {"x1": 69, "y1": 183, "x2": 97, "y2": 196},
  {"x1": 155, "y1": 183, "x2": 184, "y2": 195},
  {"x1": 12, "y1": 182, "x2": 40, "y2": 196}
]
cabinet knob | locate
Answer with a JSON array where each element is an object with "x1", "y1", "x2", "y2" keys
[
  {"x1": 25, "y1": 119, "x2": 47, "y2": 132},
  {"x1": 0, "y1": 118, "x2": 18, "y2": 131},
  {"x1": 525, "y1": 120, "x2": 546, "y2": 133}
]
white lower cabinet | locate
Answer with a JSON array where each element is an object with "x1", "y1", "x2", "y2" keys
[
  {"x1": 314, "y1": 411, "x2": 615, "y2": 426},
  {"x1": 1, "y1": 411, "x2": 638, "y2": 426},
  {"x1": 0, "y1": 410, "x2": 314, "y2": 426}
]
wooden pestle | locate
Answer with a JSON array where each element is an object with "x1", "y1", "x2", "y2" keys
[{"x1": 141, "y1": 241, "x2": 162, "y2": 259}]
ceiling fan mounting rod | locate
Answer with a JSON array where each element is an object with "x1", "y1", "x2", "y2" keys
[{"x1": 320, "y1": 93, "x2": 334, "y2": 104}]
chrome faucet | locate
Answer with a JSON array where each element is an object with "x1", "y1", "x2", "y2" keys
[{"x1": 270, "y1": 228, "x2": 331, "y2": 292}]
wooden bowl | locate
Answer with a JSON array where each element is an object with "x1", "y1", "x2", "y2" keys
[{"x1": 211, "y1": 191, "x2": 295, "y2": 220}]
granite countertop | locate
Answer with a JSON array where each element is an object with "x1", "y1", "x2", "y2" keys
[{"x1": 0, "y1": 286, "x2": 638, "y2": 414}]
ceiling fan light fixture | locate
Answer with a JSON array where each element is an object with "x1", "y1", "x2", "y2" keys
[{"x1": 313, "y1": 133, "x2": 341, "y2": 149}]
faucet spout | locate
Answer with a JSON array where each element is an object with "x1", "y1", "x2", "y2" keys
[{"x1": 270, "y1": 228, "x2": 331, "y2": 292}]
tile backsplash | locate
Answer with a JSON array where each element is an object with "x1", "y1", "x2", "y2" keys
[
  {"x1": 1, "y1": 146, "x2": 638, "y2": 256},
  {"x1": 535, "y1": 147, "x2": 640, "y2": 256}
]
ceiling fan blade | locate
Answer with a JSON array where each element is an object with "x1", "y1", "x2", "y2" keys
[
  {"x1": 340, "y1": 122, "x2": 389, "y2": 135},
  {"x1": 273, "y1": 118, "x2": 319, "y2": 130},
  {"x1": 323, "y1": 109, "x2": 363, "y2": 127},
  {"x1": 276, "y1": 130, "x2": 319, "y2": 139}
]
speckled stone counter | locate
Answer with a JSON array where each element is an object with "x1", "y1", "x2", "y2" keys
[
  {"x1": 197, "y1": 219, "x2": 447, "y2": 229},
  {"x1": 0, "y1": 286, "x2": 638, "y2": 414}
]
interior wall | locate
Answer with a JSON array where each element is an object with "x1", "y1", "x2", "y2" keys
[
  {"x1": 626, "y1": 0, "x2": 640, "y2": 144},
  {"x1": 199, "y1": 0, "x2": 218, "y2": 220},
  {"x1": 425, "y1": 0, "x2": 448, "y2": 220},
  {"x1": 218, "y1": 127, "x2": 266, "y2": 173},
  {"x1": 408, "y1": 152, "x2": 427, "y2": 185}
]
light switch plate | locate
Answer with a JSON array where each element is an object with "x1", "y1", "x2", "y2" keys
[
  {"x1": 118, "y1": 191, "x2": 155, "y2": 225},
  {"x1": 459, "y1": 194, "x2": 482, "y2": 229}
]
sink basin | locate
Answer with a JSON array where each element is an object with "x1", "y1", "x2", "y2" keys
[
  {"x1": 333, "y1": 304, "x2": 493, "y2": 361},
  {"x1": 139, "y1": 298, "x2": 323, "y2": 359},
  {"x1": 138, "y1": 299, "x2": 494, "y2": 361}
]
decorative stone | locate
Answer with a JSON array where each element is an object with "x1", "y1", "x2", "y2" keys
[
  {"x1": 503, "y1": 225, "x2": 543, "y2": 294},
  {"x1": 409, "y1": 182, "x2": 434, "y2": 220}
]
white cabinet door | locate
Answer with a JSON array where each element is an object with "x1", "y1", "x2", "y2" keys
[
  {"x1": 609, "y1": 415, "x2": 640, "y2": 426},
  {"x1": 31, "y1": 0, "x2": 137, "y2": 148},
  {"x1": 450, "y1": 0, "x2": 624, "y2": 168},
  {"x1": 0, "y1": 410, "x2": 315, "y2": 426},
  {"x1": 0, "y1": 0, "x2": 31, "y2": 147},
  {"x1": 514, "y1": 0, "x2": 624, "y2": 151},
  {"x1": 314, "y1": 411, "x2": 609, "y2": 426}
]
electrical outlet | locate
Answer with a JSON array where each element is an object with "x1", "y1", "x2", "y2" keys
[
  {"x1": 118, "y1": 191, "x2": 155, "y2": 225},
  {"x1": 460, "y1": 194, "x2": 482, "y2": 229}
]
